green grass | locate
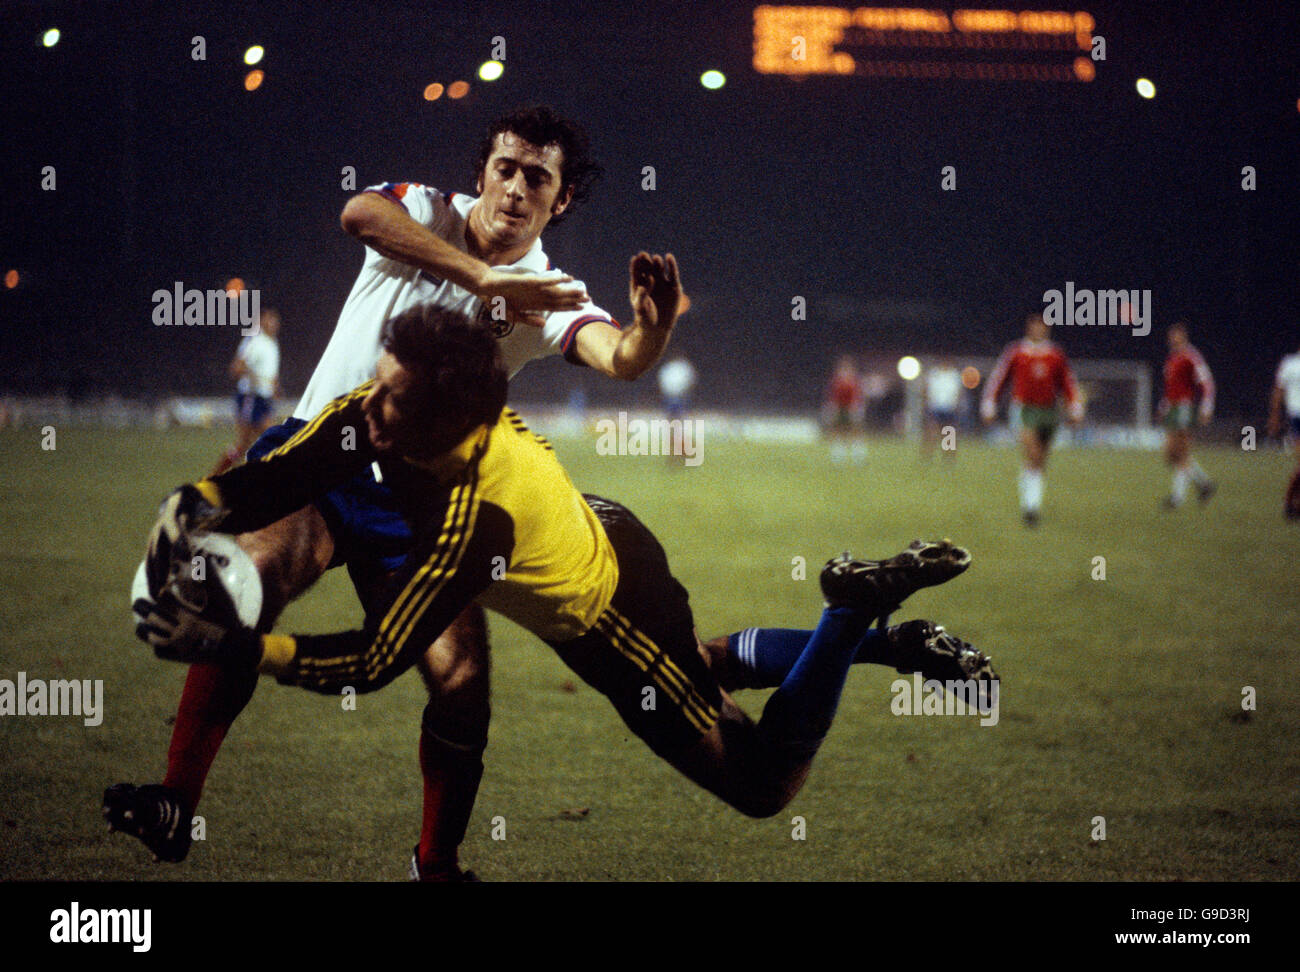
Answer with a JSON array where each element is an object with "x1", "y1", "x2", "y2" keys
[{"x1": 1, "y1": 425, "x2": 1297, "y2": 880}]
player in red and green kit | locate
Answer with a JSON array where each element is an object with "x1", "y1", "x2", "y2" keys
[
  {"x1": 980, "y1": 313, "x2": 1083, "y2": 526},
  {"x1": 1158, "y1": 322, "x2": 1216, "y2": 508}
]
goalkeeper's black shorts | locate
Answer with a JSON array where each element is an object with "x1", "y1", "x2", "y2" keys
[{"x1": 547, "y1": 496, "x2": 723, "y2": 757}]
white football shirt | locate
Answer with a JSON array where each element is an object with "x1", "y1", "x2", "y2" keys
[
  {"x1": 1277, "y1": 353, "x2": 1300, "y2": 416},
  {"x1": 295, "y1": 184, "x2": 616, "y2": 419},
  {"x1": 236, "y1": 332, "x2": 279, "y2": 398}
]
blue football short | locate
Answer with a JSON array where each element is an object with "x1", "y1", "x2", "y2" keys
[
  {"x1": 236, "y1": 393, "x2": 273, "y2": 426},
  {"x1": 246, "y1": 418, "x2": 413, "y2": 572}
]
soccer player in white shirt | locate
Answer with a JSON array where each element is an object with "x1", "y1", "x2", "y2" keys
[
  {"x1": 1267, "y1": 342, "x2": 1300, "y2": 519},
  {"x1": 923, "y1": 359, "x2": 963, "y2": 459},
  {"x1": 109, "y1": 107, "x2": 685, "y2": 878},
  {"x1": 211, "y1": 309, "x2": 281, "y2": 477}
]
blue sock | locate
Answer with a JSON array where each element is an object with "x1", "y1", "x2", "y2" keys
[
  {"x1": 755, "y1": 607, "x2": 873, "y2": 757},
  {"x1": 728, "y1": 624, "x2": 891, "y2": 689}
]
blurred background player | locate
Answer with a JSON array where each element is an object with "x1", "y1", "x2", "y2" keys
[
  {"x1": 823, "y1": 354, "x2": 866, "y2": 463},
  {"x1": 981, "y1": 312, "x2": 1083, "y2": 526},
  {"x1": 923, "y1": 357, "x2": 963, "y2": 460},
  {"x1": 1267, "y1": 339, "x2": 1300, "y2": 519},
  {"x1": 658, "y1": 356, "x2": 696, "y2": 420},
  {"x1": 1158, "y1": 321, "x2": 1216, "y2": 509},
  {"x1": 210, "y1": 309, "x2": 281, "y2": 477},
  {"x1": 657, "y1": 355, "x2": 696, "y2": 465}
]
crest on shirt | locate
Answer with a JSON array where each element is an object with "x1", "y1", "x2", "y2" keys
[{"x1": 477, "y1": 300, "x2": 514, "y2": 338}]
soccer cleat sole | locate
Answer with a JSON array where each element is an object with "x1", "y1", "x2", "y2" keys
[
  {"x1": 820, "y1": 539, "x2": 971, "y2": 625},
  {"x1": 890, "y1": 620, "x2": 1000, "y2": 709}
]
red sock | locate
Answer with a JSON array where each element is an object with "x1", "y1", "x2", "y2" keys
[
  {"x1": 162, "y1": 662, "x2": 259, "y2": 811},
  {"x1": 416, "y1": 719, "x2": 485, "y2": 879}
]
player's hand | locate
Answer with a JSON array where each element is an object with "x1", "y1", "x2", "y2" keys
[
  {"x1": 134, "y1": 589, "x2": 261, "y2": 667},
  {"x1": 144, "y1": 485, "x2": 219, "y2": 598},
  {"x1": 628, "y1": 252, "x2": 681, "y2": 331},
  {"x1": 477, "y1": 269, "x2": 589, "y2": 327}
]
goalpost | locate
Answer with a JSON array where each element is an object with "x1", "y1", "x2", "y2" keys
[{"x1": 904, "y1": 356, "x2": 1155, "y2": 441}]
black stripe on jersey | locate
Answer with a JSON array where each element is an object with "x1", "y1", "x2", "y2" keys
[
  {"x1": 266, "y1": 381, "x2": 374, "y2": 460},
  {"x1": 503, "y1": 410, "x2": 553, "y2": 451},
  {"x1": 286, "y1": 484, "x2": 516, "y2": 695},
  {"x1": 295, "y1": 464, "x2": 479, "y2": 686}
]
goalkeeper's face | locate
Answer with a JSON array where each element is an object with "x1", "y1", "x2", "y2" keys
[{"x1": 363, "y1": 352, "x2": 465, "y2": 460}]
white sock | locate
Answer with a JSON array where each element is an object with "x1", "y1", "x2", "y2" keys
[
  {"x1": 1187, "y1": 460, "x2": 1209, "y2": 485},
  {"x1": 1171, "y1": 468, "x2": 1189, "y2": 504},
  {"x1": 1025, "y1": 468, "x2": 1044, "y2": 511},
  {"x1": 1019, "y1": 468, "x2": 1043, "y2": 512}
]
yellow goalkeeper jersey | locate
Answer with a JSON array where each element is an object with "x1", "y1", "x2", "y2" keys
[{"x1": 194, "y1": 382, "x2": 619, "y2": 693}]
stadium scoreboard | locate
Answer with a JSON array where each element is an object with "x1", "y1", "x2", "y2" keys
[{"x1": 753, "y1": 6, "x2": 1098, "y2": 81}]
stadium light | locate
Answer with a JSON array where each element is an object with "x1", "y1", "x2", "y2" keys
[
  {"x1": 225, "y1": 277, "x2": 245, "y2": 297},
  {"x1": 961, "y1": 366, "x2": 981, "y2": 389},
  {"x1": 42, "y1": 28, "x2": 60, "y2": 48},
  {"x1": 244, "y1": 69, "x2": 264, "y2": 92},
  {"x1": 448, "y1": 80, "x2": 469, "y2": 99},
  {"x1": 700, "y1": 69, "x2": 726, "y2": 90},
  {"x1": 244, "y1": 45, "x2": 264, "y2": 66},
  {"x1": 4, "y1": 269, "x2": 19, "y2": 289},
  {"x1": 423, "y1": 83, "x2": 445, "y2": 101},
  {"x1": 1136, "y1": 78, "x2": 1155, "y2": 99},
  {"x1": 478, "y1": 60, "x2": 504, "y2": 82},
  {"x1": 897, "y1": 356, "x2": 921, "y2": 381}
]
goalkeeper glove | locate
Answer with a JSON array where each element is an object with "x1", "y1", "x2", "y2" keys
[
  {"x1": 144, "y1": 484, "x2": 222, "y2": 597},
  {"x1": 134, "y1": 589, "x2": 262, "y2": 668}
]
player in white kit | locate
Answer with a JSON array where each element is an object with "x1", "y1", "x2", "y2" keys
[
  {"x1": 211, "y1": 309, "x2": 281, "y2": 476},
  {"x1": 923, "y1": 359, "x2": 963, "y2": 459},
  {"x1": 1267, "y1": 342, "x2": 1300, "y2": 519},
  {"x1": 107, "y1": 107, "x2": 685, "y2": 880}
]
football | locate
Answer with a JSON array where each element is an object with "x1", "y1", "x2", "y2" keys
[{"x1": 131, "y1": 532, "x2": 263, "y2": 630}]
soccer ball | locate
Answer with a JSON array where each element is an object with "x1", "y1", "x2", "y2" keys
[{"x1": 131, "y1": 533, "x2": 263, "y2": 630}]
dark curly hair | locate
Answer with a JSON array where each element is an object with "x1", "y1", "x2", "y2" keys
[
  {"x1": 379, "y1": 304, "x2": 507, "y2": 435},
  {"x1": 474, "y1": 105, "x2": 602, "y2": 227}
]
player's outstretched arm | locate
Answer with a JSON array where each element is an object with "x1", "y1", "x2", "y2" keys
[
  {"x1": 146, "y1": 494, "x2": 510, "y2": 695},
  {"x1": 574, "y1": 252, "x2": 681, "y2": 381},
  {"x1": 340, "y1": 192, "x2": 587, "y2": 321}
]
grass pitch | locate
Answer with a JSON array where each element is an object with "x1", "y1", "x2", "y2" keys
[{"x1": 1, "y1": 424, "x2": 1297, "y2": 881}]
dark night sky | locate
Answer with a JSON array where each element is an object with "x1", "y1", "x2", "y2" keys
[{"x1": 1, "y1": 0, "x2": 1297, "y2": 416}]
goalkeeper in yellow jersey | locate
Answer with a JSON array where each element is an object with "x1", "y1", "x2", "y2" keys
[{"x1": 123, "y1": 304, "x2": 996, "y2": 878}]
